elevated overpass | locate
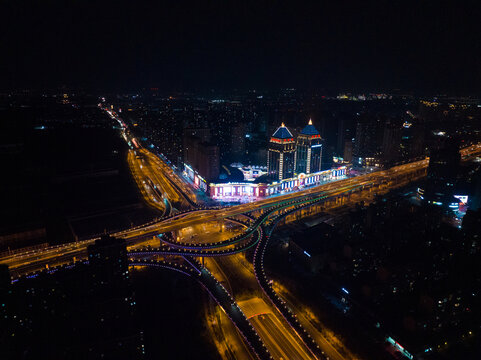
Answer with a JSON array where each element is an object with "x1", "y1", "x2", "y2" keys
[
  {"x1": 0, "y1": 156, "x2": 437, "y2": 276},
  {"x1": 3, "y1": 143, "x2": 480, "y2": 278},
  {"x1": 4, "y1": 142, "x2": 480, "y2": 360}
]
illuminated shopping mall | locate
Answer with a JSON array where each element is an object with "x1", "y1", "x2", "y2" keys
[{"x1": 208, "y1": 120, "x2": 347, "y2": 202}]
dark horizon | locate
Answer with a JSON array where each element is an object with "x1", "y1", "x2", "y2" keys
[{"x1": 2, "y1": 0, "x2": 481, "y2": 94}]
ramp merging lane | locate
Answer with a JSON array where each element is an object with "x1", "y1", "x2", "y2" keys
[
  {"x1": 129, "y1": 259, "x2": 272, "y2": 360},
  {"x1": 1, "y1": 159, "x2": 426, "y2": 275},
  {"x1": 5, "y1": 143, "x2": 480, "y2": 359}
]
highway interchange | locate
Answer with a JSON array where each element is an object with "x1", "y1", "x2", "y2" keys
[
  {"x1": 0, "y1": 154, "x2": 431, "y2": 276},
  {"x1": 2, "y1": 107, "x2": 480, "y2": 359}
]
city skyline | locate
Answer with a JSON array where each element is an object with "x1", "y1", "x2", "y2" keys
[
  {"x1": 1, "y1": 86, "x2": 481, "y2": 360},
  {"x1": 2, "y1": 1, "x2": 481, "y2": 359}
]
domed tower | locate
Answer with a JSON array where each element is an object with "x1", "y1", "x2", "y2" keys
[
  {"x1": 267, "y1": 123, "x2": 296, "y2": 180},
  {"x1": 296, "y1": 119, "x2": 322, "y2": 174}
]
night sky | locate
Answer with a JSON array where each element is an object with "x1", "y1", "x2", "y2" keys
[{"x1": 2, "y1": 0, "x2": 481, "y2": 93}]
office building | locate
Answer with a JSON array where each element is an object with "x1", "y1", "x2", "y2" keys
[
  {"x1": 231, "y1": 123, "x2": 246, "y2": 157},
  {"x1": 381, "y1": 119, "x2": 402, "y2": 166},
  {"x1": 343, "y1": 139, "x2": 353, "y2": 162},
  {"x1": 296, "y1": 119, "x2": 322, "y2": 174},
  {"x1": 267, "y1": 123, "x2": 296, "y2": 180},
  {"x1": 418, "y1": 138, "x2": 462, "y2": 209},
  {"x1": 183, "y1": 133, "x2": 220, "y2": 183},
  {"x1": 353, "y1": 113, "x2": 383, "y2": 167}
]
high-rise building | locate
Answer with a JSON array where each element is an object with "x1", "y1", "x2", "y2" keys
[
  {"x1": 400, "y1": 120, "x2": 425, "y2": 160},
  {"x1": 183, "y1": 133, "x2": 220, "y2": 182},
  {"x1": 427, "y1": 138, "x2": 460, "y2": 185},
  {"x1": 267, "y1": 123, "x2": 296, "y2": 180},
  {"x1": 343, "y1": 138, "x2": 353, "y2": 162},
  {"x1": 418, "y1": 137, "x2": 461, "y2": 209},
  {"x1": 198, "y1": 142, "x2": 220, "y2": 181},
  {"x1": 381, "y1": 119, "x2": 402, "y2": 166},
  {"x1": 295, "y1": 119, "x2": 322, "y2": 174},
  {"x1": 353, "y1": 113, "x2": 383, "y2": 166},
  {"x1": 231, "y1": 123, "x2": 246, "y2": 157}
]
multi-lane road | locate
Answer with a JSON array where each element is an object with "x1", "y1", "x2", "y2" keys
[
  {"x1": 251, "y1": 313, "x2": 313, "y2": 360},
  {"x1": 2, "y1": 144, "x2": 478, "y2": 276},
  {"x1": 3, "y1": 129, "x2": 480, "y2": 359},
  {"x1": 0, "y1": 175, "x2": 399, "y2": 275},
  {"x1": 3, "y1": 142, "x2": 481, "y2": 277},
  {"x1": 4, "y1": 105, "x2": 480, "y2": 359}
]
